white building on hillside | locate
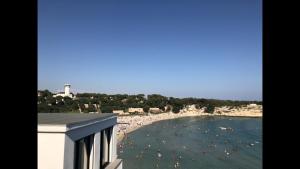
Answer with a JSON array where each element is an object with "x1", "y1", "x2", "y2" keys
[
  {"x1": 128, "y1": 108, "x2": 143, "y2": 113},
  {"x1": 149, "y1": 107, "x2": 161, "y2": 113},
  {"x1": 248, "y1": 103, "x2": 258, "y2": 107},
  {"x1": 53, "y1": 84, "x2": 75, "y2": 98},
  {"x1": 113, "y1": 110, "x2": 125, "y2": 114},
  {"x1": 38, "y1": 113, "x2": 122, "y2": 169}
]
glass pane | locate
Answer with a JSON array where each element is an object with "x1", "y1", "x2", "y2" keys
[
  {"x1": 75, "y1": 134, "x2": 94, "y2": 169},
  {"x1": 100, "y1": 128, "x2": 110, "y2": 169},
  {"x1": 75, "y1": 139, "x2": 87, "y2": 169}
]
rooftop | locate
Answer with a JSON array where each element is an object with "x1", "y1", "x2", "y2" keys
[
  {"x1": 38, "y1": 113, "x2": 117, "y2": 132},
  {"x1": 39, "y1": 113, "x2": 115, "y2": 125}
]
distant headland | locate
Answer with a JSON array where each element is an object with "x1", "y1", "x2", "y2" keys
[{"x1": 38, "y1": 84, "x2": 262, "y2": 114}]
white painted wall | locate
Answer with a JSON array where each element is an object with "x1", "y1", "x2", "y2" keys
[
  {"x1": 64, "y1": 85, "x2": 70, "y2": 95},
  {"x1": 108, "y1": 128, "x2": 113, "y2": 162},
  {"x1": 111, "y1": 125, "x2": 117, "y2": 161},
  {"x1": 38, "y1": 123, "x2": 121, "y2": 169},
  {"x1": 128, "y1": 108, "x2": 143, "y2": 113},
  {"x1": 92, "y1": 132, "x2": 101, "y2": 169},
  {"x1": 103, "y1": 130, "x2": 109, "y2": 163},
  {"x1": 53, "y1": 93, "x2": 66, "y2": 98},
  {"x1": 38, "y1": 133, "x2": 66, "y2": 169},
  {"x1": 113, "y1": 110, "x2": 124, "y2": 114},
  {"x1": 89, "y1": 136, "x2": 95, "y2": 169},
  {"x1": 64, "y1": 135, "x2": 75, "y2": 169}
]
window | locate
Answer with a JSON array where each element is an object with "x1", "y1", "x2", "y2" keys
[
  {"x1": 74, "y1": 134, "x2": 94, "y2": 169},
  {"x1": 100, "y1": 127, "x2": 112, "y2": 169},
  {"x1": 74, "y1": 127, "x2": 113, "y2": 169}
]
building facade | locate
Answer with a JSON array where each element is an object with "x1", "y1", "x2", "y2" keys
[
  {"x1": 128, "y1": 108, "x2": 143, "y2": 113},
  {"x1": 112, "y1": 110, "x2": 125, "y2": 114},
  {"x1": 53, "y1": 84, "x2": 75, "y2": 98},
  {"x1": 149, "y1": 107, "x2": 161, "y2": 113},
  {"x1": 38, "y1": 113, "x2": 122, "y2": 169}
]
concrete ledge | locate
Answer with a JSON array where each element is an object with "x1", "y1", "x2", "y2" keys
[{"x1": 105, "y1": 159, "x2": 123, "y2": 169}]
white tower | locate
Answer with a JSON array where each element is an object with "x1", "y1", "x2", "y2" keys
[{"x1": 64, "y1": 84, "x2": 71, "y2": 96}]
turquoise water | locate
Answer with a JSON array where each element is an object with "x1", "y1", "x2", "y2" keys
[{"x1": 118, "y1": 116, "x2": 262, "y2": 169}]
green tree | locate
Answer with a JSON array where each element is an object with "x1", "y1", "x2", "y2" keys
[
  {"x1": 46, "y1": 97, "x2": 56, "y2": 105},
  {"x1": 71, "y1": 102, "x2": 79, "y2": 112},
  {"x1": 159, "y1": 105, "x2": 165, "y2": 112},
  {"x1": 83, "y1": 109, "x2": 89, "y2": 113},
  {"x1": 87, "y1": 104, "x2": 96, "y2": 112},
  {"x1": 78, "y1": 97, "x2": 90, "y2": 104},
  {"x1": 38, "y1": 96, "x2": 46, "y2": 104},
  {"x1": 166, "y1": 105, "x2": 172, "y2": 112},
  {"x1": 101, "y1": 106, "x2": 113, "y2": 113},
  {"x1": 56, "y1": 100, "x2": 64, "y2": 106},
  {"x1": 38, "y1": 103, "x2": 51, "y2": 112},
  {"x1": 172, "y1": 106, "x2": 181, "y2": 113},
  {"x1": 143, "y1": 106, "x2": 150, "y2": 113},
  {"x1": 64, "y1": 97, "x2": 74, "y2": 106},
  {"x1": 41, "y1": 90, "x2": 52, "y2": 98},
  {"x1": 168, "y1": 97, "x2": 184, "y2": 114},
  {"x1": 55, "y1": 96, "x2": 63, "y2": 101},
  {"x1": 205, "y1": 104, "x2": 215, "y2": 113},
  {"x1": 147, "y1": 94, "x2": 168, "y2": 107}
]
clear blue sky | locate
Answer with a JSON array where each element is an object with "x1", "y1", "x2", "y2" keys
[{"x1": 38, "y1": 0, "x2": 262, "y2": 101}]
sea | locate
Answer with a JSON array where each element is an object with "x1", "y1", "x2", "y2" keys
[{"x1": 118, "y1": 116, "x2": 262, "y2": 169}]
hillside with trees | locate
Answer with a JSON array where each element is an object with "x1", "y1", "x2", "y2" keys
[{"x1": 37, "y1": 90, "x2": 262, "y2": 113}]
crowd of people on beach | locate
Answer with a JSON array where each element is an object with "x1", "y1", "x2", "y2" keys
[{"x1": 116, "y1": 105, "x2": 262, "y2": 142}]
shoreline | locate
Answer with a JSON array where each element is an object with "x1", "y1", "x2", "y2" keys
[{"x1": 117, "y1": 109, "x2": 262, "y2": 142}]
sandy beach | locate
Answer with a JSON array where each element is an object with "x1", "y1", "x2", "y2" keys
[{"x1": 117, "y1": 105, "x2": 262, "y2": 142}]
